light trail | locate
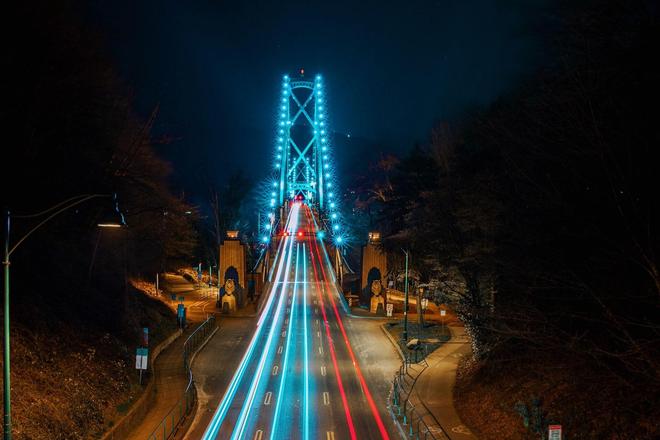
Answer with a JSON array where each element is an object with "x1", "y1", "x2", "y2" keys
[
  {"x1": 270, "y1": 243, "x2": 299, "y2": 439},
  {"x1": 232, "y1": 204, "x2": 299, "y2": 440},
  {"x1": 309, "y1": 217, "x2": 391, "y2": 440},
  {"x1": 302, "y1": 242, "x2": 310, "y2": 440},
  {"x1": 306, "y1": 209, "x2": 357, "y2": 440},
  {"x1": 201, "y1": 205, "x2": 297, "y2": 440}
]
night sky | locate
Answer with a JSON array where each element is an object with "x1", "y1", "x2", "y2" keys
[{"x1": 88, "y1": 0, "x2": 549, "y2": 194}]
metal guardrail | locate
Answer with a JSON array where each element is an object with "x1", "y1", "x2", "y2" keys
[
  {"x1": 147, "y1": 315, "x2": 216, "y2": 440},
  {"x1": 391, "y1": 352, "x2": 451, "y2": 440}
]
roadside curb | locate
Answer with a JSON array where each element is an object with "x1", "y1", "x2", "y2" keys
[
  {"x1": 101, "y1": 328, "x2": 183, "y2": 440},
  {"x1": 380, "y1": 323, "x2": 405, "y2": 362},
  {"x1": 177, "y1": 324, "x2": 220, "y2": 440}
]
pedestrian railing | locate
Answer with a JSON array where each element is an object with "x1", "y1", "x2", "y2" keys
[
  {"x1": 147, "y1": 315, "x2": 216, "y2": 440},
  {"x1": 391, "y1": 346, "x2": 451, "y2": 440}
]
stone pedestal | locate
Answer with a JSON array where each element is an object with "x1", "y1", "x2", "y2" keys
[
  {"x1": 219, "y1": 230, "x2": 247, "y2": 307},
  {"x1": 361, "y1": 232, "x2": 388, "y2": 306},
  {"x1": 222, "y1": 294, "x2": 236, "y2": 314},
  {"x1": 370, "y1": 295, "x2": 385, "y2": 314}
]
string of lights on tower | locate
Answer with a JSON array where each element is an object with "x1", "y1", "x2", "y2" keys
[{"x1": 261, "y1": 69, "x2": 344, "y2": 246}]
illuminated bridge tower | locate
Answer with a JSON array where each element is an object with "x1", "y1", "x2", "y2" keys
[{"x1": 274, "y1": 70, "x2": 333, "y2": 210}]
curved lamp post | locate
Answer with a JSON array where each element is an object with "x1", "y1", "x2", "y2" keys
[{"x1": 3, "y1": 193, "x2": 125, "y2": 440}]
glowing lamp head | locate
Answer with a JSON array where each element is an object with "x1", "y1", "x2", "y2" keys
[{"x1": 297, "y1": 231, "x2": 304, "y2": 237}]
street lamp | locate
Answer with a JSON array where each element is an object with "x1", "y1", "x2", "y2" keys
[
  {"x1": 2, "y1": 193, "x2": 124, "y2": 440},
  {"x1": 401, "y1": 248, "x2": 409, "y2": 342}
]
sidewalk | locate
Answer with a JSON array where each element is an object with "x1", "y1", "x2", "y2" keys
[
  {"x1": 393, "y1": 323, "x2": 477, "y2": 439},
  {"x1": 124, "y1": 274, "x2": 215, "y2": 440}
]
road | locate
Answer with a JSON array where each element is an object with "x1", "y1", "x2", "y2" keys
[{"x1": 200, "y1": 202, "x2": 397, "y2": 440}]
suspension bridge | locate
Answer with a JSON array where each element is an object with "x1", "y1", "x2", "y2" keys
[{"x1": 200, "y1": 71, "x2": 394, "y2": 439}]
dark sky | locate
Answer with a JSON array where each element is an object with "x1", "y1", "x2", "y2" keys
[{"x1": 89, "y1": 0, "x2": 549, "y2": 192}]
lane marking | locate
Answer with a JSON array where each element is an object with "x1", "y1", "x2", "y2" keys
[
  {"x1": 309, "y1": 212, "x2": 390, "y2": 440},
  {"x1": 319, "y1": 346, "x2": 323, "y2": 355},
  {"x1": 304, "y1": 212, "x2": 357, "y2": 440},
  {"x1": 272, "y1": 365, "x2": 279, "y2": 376},
  {"x1": 323, "y1": 392, "x2": 330, "y2": 405},
  {"x1": 254, "y1": 430, "x2": 263, "y2": 440},
  {"x1": 264, "y1": 392, "x2": 272, "y2": 405},
  {"x1": 270, "y1": 242, "x2": 301, "y2": 439},
  {"x1": 277, "y1": 345, "x2": 283, "y2": 354},
  {"x1": 281, "y1": 330, "x2": 286, "y2": 337},
  {"x1": 228, "y1": 205, "x2": 300, "y2": 440},
  {"x1": 302, "y1": 243, "x2": 310, "y2": 440},
  {"x1": 321, "y1": 365, "x2": 326, "y2": 376},
  {"x1": 201, "y1": 208, "x2": 296, "y2": 439},
  {"x1": 326, "y1": 432, "x2": 335, "y2": 440}
]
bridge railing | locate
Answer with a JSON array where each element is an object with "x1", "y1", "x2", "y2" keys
[
  {"x1": 391, "y1": 354, "x2": 451, "y2": 440},
  {"x1": 146, "y1": 315, "x2": 216, "y2": 440}
]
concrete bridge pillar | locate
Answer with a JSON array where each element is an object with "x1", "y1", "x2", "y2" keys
[
  {"x1": 361, "y1": 232, "x2": 388, "y2": 309},
  {"x1": 219, "y1": 230, "x2": 247, "y2": 309}
]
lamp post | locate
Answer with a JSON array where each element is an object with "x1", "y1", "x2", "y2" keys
[
  {"x1": 402, "y1": 249, "x2": 409, "y2": 342},
  {"x1": 2, "y1": 194, "x2": 124, "y2": 440}
]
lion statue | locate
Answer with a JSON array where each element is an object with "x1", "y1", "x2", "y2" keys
[
  {"x1": 224, "y1": 278, "x2": 235, "y2": 296},
  {"x1": 371, "y1": 279, "x2": 383, "y2": 297}
]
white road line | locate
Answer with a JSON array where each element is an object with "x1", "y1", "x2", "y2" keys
[
  {"x1": 323, "y1": 392, "x2": 330, "y2": 405},
  {"x1": 272, "y1": 365, "x2": 279, "y2": 375},
  {"x1": 326, "y1": 431, "x2": 335, "y2": 440},
  {"x1": 254, "y1": 430, "x2": 264, "y2": 440},
  {"x1": 319, "y1": 346, "x2": 323, "y2": 355},
  {"x1": 277, "y1": 345, "x2": 283, "y2": 354},
  {"x1": 281, "y1": 330, "x2": 286, "y2": 337},
  {"x1": 321, "y1": 365, "x2": 326, "y2": 376},
  {"x1": 264, "y1": 392, "x2": 272, "y2": 405}
]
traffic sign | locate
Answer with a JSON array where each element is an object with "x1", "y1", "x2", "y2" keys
[
  {"x1": 135, "y1": 348, "x2": 148, "y2": 370},
  {"x1": 549, "y1": 425, "x2": 562, "y2": 440},
  {"x1": 386, "y1": 303, "x2": 393, "y2": 317},
  {"x1": 440, "y1": 309, "x2": 446, "y2": 316}
]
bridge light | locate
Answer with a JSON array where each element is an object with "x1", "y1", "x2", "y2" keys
[
  {"x1": 282, "y1": 98, "x2": 287, "y2": 103},
  {"x1": 287, "y1": 121, "x2": 291, "y2": 125},
  {"x1": 331, "y1": 213, "x2": 337, "y2": 219},
  {"x1": 278, "y1": 146, "x2": 282, "y2": 151},
  {"x1": 327, "y1": 182, "x2": 332, "y2": 188},
  {"x1": 322, "y1": 146, "x2": 327, "y2": 151},
  {"x1": 319, "y1": 114, "x2": 324, "y2": 119},
  {"x1": 321, "y1": 130, "x2": 326, "y2": 134},
  {"x1": 319, "y1": 106, "x2": 324, "y2": 111},
  {"x1": 281, "y1": 113, "x2": 285, "y2": 118},
  {"x1": 279, "y1": 129, "x2": 284, "y2": 134},
  {"x1": 324, "y1": 164, "x2": 329, "y2": 169},
  {"x1": 275, "y1": 163, "x2": 280, "y2": 168},
  {"x1": 262, "y1": 236, "x2": 269, "y2": 243},
  {"x1": 323, "y1": 155, "x2": 328, "y2": 160},
  {"x1": 280, "y1": 121, "x2": 284, "y2": 126},
  {"x1": 329, "y1": 192, "x2": 334, "y2": 197},
  {"x1": 321, "y1": 138, "x2": 326, "y2": 142},
  {"x1": 333, "y1": 224, "x2": 339, "y2": 231},
  {"x1": 266, "y1": 224, "x2": 271, "y2": 230},
  {"x1": 318, "y1": 98, "x2": 323, "y2": 103},
  {"x1": 336, "y1": 236, "x2": 343, "y2": 243},
  {"x1": 272, "y1": 182, "x2": 278, "y2": 187},
  {"x1": 330, "y1": 202, "x2": 335, "y2": 208},
  {"x1": 320, "y1": 122, "x2": 325, "y2": 126},
  {"x1": 282, "y1": 90, "x2": 288, "y2": 95},
  {"x1": 271, "y1": 191, "x2": 276, "y2": 196},
  {"x1": 284, "y1": 74, "x2": 289, "y2": 80},
  {"x1": 317, "y1": 231, "x2": 325, "y2": 239}
]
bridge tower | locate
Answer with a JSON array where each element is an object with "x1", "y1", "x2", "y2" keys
[{"x1": 273, "y1": 69, "x2": 333, "y2": 210}]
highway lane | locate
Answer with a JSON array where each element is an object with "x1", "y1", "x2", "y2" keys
[{"x1": 201, "y1": 202, "x2": 396, "y2": 439}]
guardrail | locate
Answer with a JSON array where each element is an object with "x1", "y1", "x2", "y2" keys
[
  {"x1": 391, "y1": 351, "x2": 451, "y2": 440},
  {"x1": 147, "y1": 315, "x2": 216, "y2": 440}
]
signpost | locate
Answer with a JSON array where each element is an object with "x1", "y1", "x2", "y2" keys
[
  {"x1": 549, "y1": 425, "x2": 562, "y2": 440},
  {"x1": 386, "y1": 303, "x2": 393, "y2": 317},
  {"x1": 177, "y1": 303, "x2": 186, "y2": 328},
  {"x1": 135, "y1": 348, "x2": 148, "y2": 385}
]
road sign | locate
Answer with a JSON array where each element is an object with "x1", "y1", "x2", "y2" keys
[
  {"x1": 421, "y1": 298, "x2": 429, "y2": 310},
  {"x1": 135, "y1": 348, "x2": 148, "y2": 370},
  {"x1": 142, "y1": 327, "x2": 149, "y2": 346},
  {"x1": 440, "y1": 309, "x2": 446, "y2": 316},
  {"x1": 177, "y1": 304, "x2": 185, "y2": 318},
  {"x1": 549, "y1": 425, "x2": 562, "y2": 440},
  {"x1": 386, "y1": 303, "x2": 393, "y2": 317}
]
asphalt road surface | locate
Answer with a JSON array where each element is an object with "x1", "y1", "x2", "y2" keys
[{"x1": 199, "y1": 202, "x2": 398, "y2": 440}]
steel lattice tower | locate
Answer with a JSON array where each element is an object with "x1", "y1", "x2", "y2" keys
[{"x1": 274, "y1": 71, "x2": 330, "y2": 209}]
